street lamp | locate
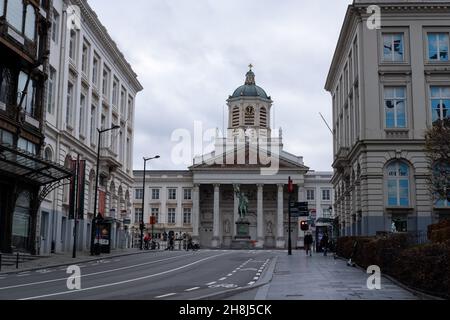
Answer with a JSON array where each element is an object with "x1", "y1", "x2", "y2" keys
[
  {"x1": 90, "y1": 125, "x2": 120, "y2": 256},
  {"x1": 140, "y1": 155, "x2": 160, "y2": 250}
]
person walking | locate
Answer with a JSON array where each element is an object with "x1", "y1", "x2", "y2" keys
[
  {"x1": 304, "y1": 232, "x2": 313, "y2": 257},
  {"x1": 321, "y1": 233, "x2": 329, "y2": 257}
]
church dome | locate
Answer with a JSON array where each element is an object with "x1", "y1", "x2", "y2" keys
[{"x1": 231, "y1": 67, "x2": 270, "y2": 100}]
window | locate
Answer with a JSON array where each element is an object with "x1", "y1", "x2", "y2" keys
[
  {"x1": 260, "y1": 107, "x2": 267, "y2": 127},
  {"x1": 384, "y1": 87, "x2": 407, "y2": 128},
  {"x1": 66, "y1": 82, "x2": 73, "y2": 127},
  {"x1": 119, "y1": 129, "x2": 124, "y2": 163},
  {"x1": 6, "y1": 0, "x2": 24, "y2": 32},
  {"x1": 112, "y1": 78, "x2": 119, "y2": 106},
  {"x1": 127, "y1": 138, "x2": 131, "y2": 171},
  {"x1": 128, "y1": 96, "x2": 133, "y2": 120},
  {"x1": 90, "y1": 105, "x2": 97, "y2": 145},
  {"x1": 244, "y1": 106, "x2": 255, "y2": 126},
  {"x1": 383, "y1": 33, "x2": 404, "y2": 62},
  {"x1": 135, "y1": 189, "x2": 143, "y2": 200},
  {"x1": 79, "y1": 94, "x2": 86, "y2": 136},
  {"x1": 322, "y1": 189, "x2": 331, "y2": 201},
  {"x1": 81, "y1": 42, "x2": 89, "y2": 75},
  {"x1": 102, "y1": 66, "x2": 110, "y2": 97},
  {"x1": 134, "y1": 208, "x2": 143, "y2": 224},
  {"x1": 47, "y1": 67, "x2": 56, "y2": 115},
  {"x1": 306, "y1": 190, "x2": 315, "y2": 201},
  {"x1": 428, "y1": 33, "x2": 449, "y2": 61},
  {"x1": 51, "y1": 9, "x2": 59, "y2": 43},
  {"x1": 44, "y1": 147, "x2": 53, "y2": 161},
  {"x1": 152, "y1": 189, "x2": 160, "y2": 200},
  {"x1": 18, "y1": 71, "x2": 36, "y2": 118},
  {"x1": 24, "y1": 5, "x2": 36, "y2": 40},
  {"x1": 168, "y1": 208, "x2": 176, "y2": 224},
  {"x1": 69, "y1": 29, "x2": 77, "y2": 61},
  {"x1": 92, "y1": 55, "x2": 99, "y2": 86},
  {"x1": 151, "y1": 208, "x2": 159, "y2": 224},
  {"x1": 168, "y1": 189, "x2": 177, "y2": 200},
  {"x1": 0, "y1": 129, "x2": 13, "y2": 146},
  {"x1": 120, "y1": 88, "x2": 126, "y2": 116},
  {"x1": 183, "y1": 208, "x2": 192, "y2": 225},
  {"x1": 184, "y1": 189, "x2": 192, "y2": 200},
  {"x1": 0, "y1": 67, "x2": 13, "y2": 106},
  {"x1": 232, "y1": 106, "x2": 239, "y2": 127},
  {"x1": 431, "y1": 86, "x2": 450, "y2": 122},
  {"x1": 18, "y1": 138, "x2": 37, "y2": 154},
  {"x1": 392, "y1": 215, "x2": 408, "y2": 232},
  {"x1": 386, "y1": 161, "x2": 410, "y2": 207}
]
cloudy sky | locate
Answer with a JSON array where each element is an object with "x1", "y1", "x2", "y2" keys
[{"x1": 89, "y1": 0, "x2": 351, "y2": 171}]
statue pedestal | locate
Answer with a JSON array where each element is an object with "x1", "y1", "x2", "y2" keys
[{"x1": 232, "y1": 219, "x2": 253, "y2": 249}]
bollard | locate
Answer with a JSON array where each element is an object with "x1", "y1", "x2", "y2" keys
[{"x1": 16, "y1": 252, "x2": 19, "y2": 269}]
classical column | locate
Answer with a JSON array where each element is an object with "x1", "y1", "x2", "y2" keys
[
  {"x1": 297, "y1": 183, "x2": 306, "y2": 247},
  {"x1": 212, "y1": 184, "x2": 220, "y2": 248},
  {"x1": 233, "y1": 184, "x2": 240, "y2": 237},
  {"x1": 276, "y1": 184, "x2": 285, "y2": 249},
  {"x1": 256, "y1": 184, "x2": 264, "y2": 248},
  {"x1": 192, "y1": 184, "x2": 200, "y2": 240}
]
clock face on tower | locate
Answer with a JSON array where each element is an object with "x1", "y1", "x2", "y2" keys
[{"x1": 245, "y1": 106, "x2": 255, "y2": 116}]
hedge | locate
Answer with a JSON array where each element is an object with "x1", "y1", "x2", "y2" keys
[
  {"x1": 336, "y1": 232, "x2": 450, "y2": 299},
  {"x1": 428, "y1": 220, "x2": 450, "y2": 243}
]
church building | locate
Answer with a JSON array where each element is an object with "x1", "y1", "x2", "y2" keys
[{"x1": 133, "y1": 68, "x2": 333, "y2": 249}]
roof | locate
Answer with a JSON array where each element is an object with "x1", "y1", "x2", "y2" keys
[
  {"x1": 230, "y1": 68, "x2": 271, "y2": 100},
  {"x1": 0, "y1": 144, "x2": 73, "y2": 185}
]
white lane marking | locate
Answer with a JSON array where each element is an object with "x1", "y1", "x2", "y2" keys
[
  {"x1": 256, "y1": 273, "x2": 261, "y2": 276},
  {"x1": 253, "y1": 277, "x2": 259, "y2": 281},
  {"x1": 219, "y1": 277, "x2": 227, "y2": 281},
  {"x1": 19, "y1": 252, "x2": 231, "y2": 300},
  {"x1": 17, "y1": 273, "x2": 31, "y2": 277},
  {"x1": 0, "y1": 253, "x2": 195, "y2": 291},
  {"x1": 206, "y1": 282, "x2": 216, "y2": 286},
  {"x1": 227, "y1": 274, "x2": 233, "y2": 277},
  {"x1": 185, "y1": 287, "x2": 200, "y2": 292},
  {"x1": 248, "y1": 281, "x2": 255, "y2": 285},
  {"x1": 240, "y1": 268, "x2": 258, "y2": 272},
  {"x1": 155, "y1": 293, "x2": 176, "y2": 299}
]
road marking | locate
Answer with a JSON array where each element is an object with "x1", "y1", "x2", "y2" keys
[
  {"x1": 219, "y1": 277, "x2": 227, "y2": 281},
  {"x1": 17, "y1": 273, "x2": 30, "y2": 277},
  {"x1": 248, "y1": 281, "x2": 255, "y2": 285},
  {"x1": 240, "y1": 268, "x2": 258, "y2": 272},
  {"x1": 113, "y1": 259, "x2": 121, "y2": 262},
  {"x1": 253, "y1": 277, "x2": 259, "y2": 281},
  {"x1": 0, "y1": 253, "x2": 195, "y2": 291},
  {"x1": 185, "y1": 287, "x2": 200, "y2": 292},
  {"x1": 19, "y1": 252, "x2": 231, "y2": 300},
  {"x1": 206, "y1": 282, "x2": 216, "y2": 286},
  {"x1": 227, "y1": 274, "x2": 233, "y2": 277},
  {"x1": 155, "y1": 293, "x2": 176, "y2": 299},
  {"x1": 256, "y1": 273, "x2": 261, "y2": 276}
]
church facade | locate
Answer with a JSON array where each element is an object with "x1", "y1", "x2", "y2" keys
[{"x1": 133, "y1": 68, "x2": 333, "y2": 249}]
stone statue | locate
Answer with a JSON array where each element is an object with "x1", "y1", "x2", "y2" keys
[
  {"x1": 266, "y1": 221, "x2": 273, "y2": 235},
  {"x1": 234, "y1": 186, "x2": 249, "y2": 220},
  {"x1": 391, "y1": 222, "x2": 397, "y2": 233},
  {"x1": 224, "y1": 219, "x2": 230, "y2": 234}
]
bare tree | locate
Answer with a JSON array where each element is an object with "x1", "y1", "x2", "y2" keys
[{"x1": 425, "y1": 118, "x2": 450, "y2": 204}]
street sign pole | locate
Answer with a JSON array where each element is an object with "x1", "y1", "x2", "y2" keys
[{"x1": 288, "y1": 193, "x2": 292, "y2": 256}]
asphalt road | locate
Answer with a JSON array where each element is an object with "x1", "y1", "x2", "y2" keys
[{"x1": 0, "y1": 250, "x2": 277, "y2": 300}]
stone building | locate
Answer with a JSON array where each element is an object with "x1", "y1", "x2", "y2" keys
[
  {"x1": 325, "y1": 0, "x2": 450, "y2": 237},
  {"x1": 134, "y1": 68, "x2": 334, "y2": 249}
]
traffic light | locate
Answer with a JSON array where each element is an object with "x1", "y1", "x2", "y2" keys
[
  {"x1": 288, "y1": 177, "x2": 294, "y2": 194},
  {"x1": 300, "y1": 220, "x2": 309, "y2": 231}
]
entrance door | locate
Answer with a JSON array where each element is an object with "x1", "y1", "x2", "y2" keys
[
  {"x1": 40, "y1": 212, "x2": 49, "y2": 255},
  {"x1": 12, "y1": 191, "x2": 32, "y2": 252},
  {"x1": 200, "y1": 223, "x2": 213, "y2": 248}
]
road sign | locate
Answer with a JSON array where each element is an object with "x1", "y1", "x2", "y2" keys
[{"x1": 290, "y1": 208, "x2": 310, "y2": 218}]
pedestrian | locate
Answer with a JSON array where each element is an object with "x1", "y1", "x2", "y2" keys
[
  {"x1": 304, "y1": 232, "x2": 313, "y2": 257},
  {"x1": 321, "y1": 233, "x2": 329, "y2": 257},
  {"x1": 143, "y1": 233, "x2": 150, "y2": 250}
]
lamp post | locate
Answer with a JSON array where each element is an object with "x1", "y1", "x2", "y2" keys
[
  {"x1": 140, "y1": 155, "x2": 160, "y2": 250},
  {"x1": 90, "y1": 125, "x2": 120, "y2": 256}
]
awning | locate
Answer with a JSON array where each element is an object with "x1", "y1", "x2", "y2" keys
[{"x1": 0, "y1": 143, "x2": 73, "y2": 186}]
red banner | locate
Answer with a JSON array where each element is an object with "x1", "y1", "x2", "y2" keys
[{"x1": 98, "y1": 190, "x2": 106, "y2": 218}]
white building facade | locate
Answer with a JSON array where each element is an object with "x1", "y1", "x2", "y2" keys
[
  {"x1": 133, "y1": 68, "x2": 333, "y2": 249},
  {"x1": 325, "y1": 0, "x2": 450, "y2": 237},
  {"x1": 39, "y1": 0, "x2": 142, "y2": 255}
]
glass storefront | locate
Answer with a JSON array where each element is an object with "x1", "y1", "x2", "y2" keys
[{"x1": 11, "y1": 191, "x2": 31, "y2": 250}]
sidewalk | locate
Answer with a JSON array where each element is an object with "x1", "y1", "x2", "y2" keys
[
  {"x1": 241, "y1": 251, "x2": 422, "y2": 300},
  {"x1": 0, "y1": 248, "x2": 150, "y2": 274}
]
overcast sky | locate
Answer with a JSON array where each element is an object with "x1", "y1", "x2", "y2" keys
[{"x1": 89, "y1": 0, "x2": 351, "y2": 172}]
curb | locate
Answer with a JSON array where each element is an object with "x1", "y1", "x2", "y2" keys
[
  {"x1": 0, "y1": 249, "x2": 162, "y2": 276},
  {"x1": 335, "y1": 256, "x2": 444, "y2": 301},
  {"x1": 191, "y1": 255, "x2": 279, "y2": 301}
]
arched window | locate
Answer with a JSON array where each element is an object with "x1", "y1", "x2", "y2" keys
[
  {"x1": 386, "y1": 161, "x2": 410, "y2": 207},
  {"x1": 44, "y1": 147, "x2": 53, "y2": 161},
  {"x1": 260, "y1": 107, "x2": 267, "y2": 127},
  {"x1": 6, "y1": 0, "x2": 24, "y2": 32},
  {"x1": 24, "y1": 4, "x2": 36, "y2": 40},
  {"x1": 232, "y1": 106, "x2": 239, "y2": 127},
  {"x1": 0, "y1": 67, "x2": 13, "y2": 105}
]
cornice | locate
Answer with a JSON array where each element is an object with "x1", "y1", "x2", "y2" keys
[{"x1": 72, "y1": 0, "x2": 143, "y2": 93}]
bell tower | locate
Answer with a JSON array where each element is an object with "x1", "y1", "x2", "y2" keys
[{"x1": 227, "y1": 65, "x2": 273, "y2": 140}]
